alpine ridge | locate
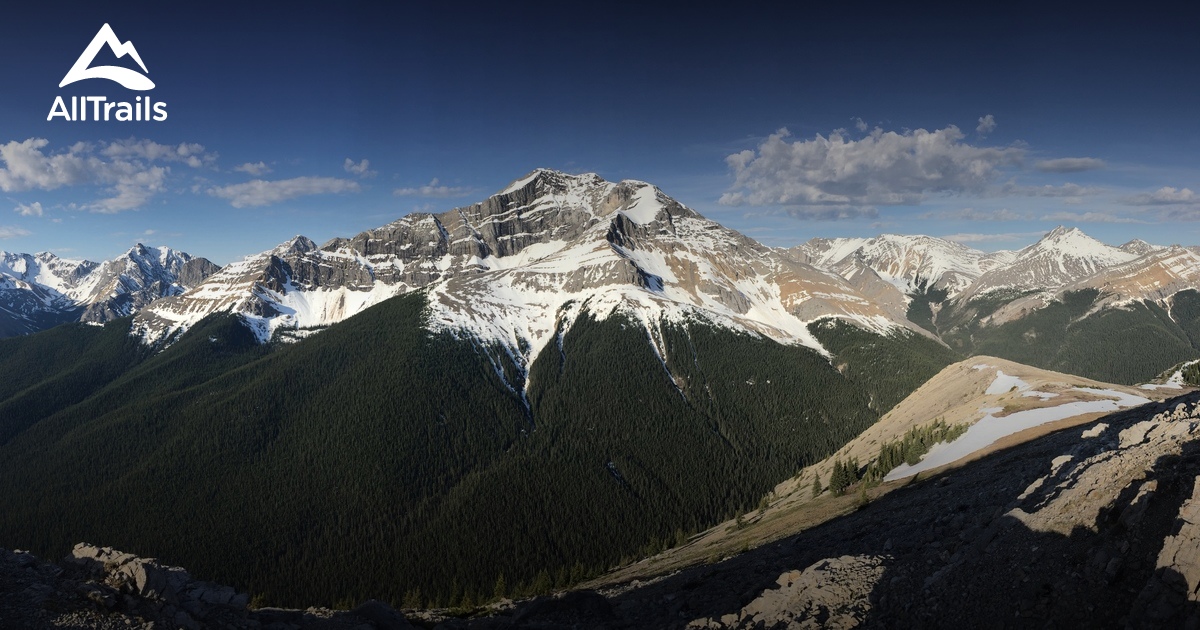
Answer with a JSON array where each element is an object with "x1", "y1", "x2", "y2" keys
[
  {"x1": 133, "y1": 169, "x2": 928, "y2": 364},
  {"x1": 0, "y1": 245, "x2": 218, "y2": 338}
]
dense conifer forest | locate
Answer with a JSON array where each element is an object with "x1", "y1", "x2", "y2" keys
[
  {"x1": 930, "y1": 289, "x2": 1200, "y2": 384},
  {"x1": 0, "y1": 293, "x2": 953, "y2": 608}
]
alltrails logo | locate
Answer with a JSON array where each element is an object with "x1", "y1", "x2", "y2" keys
[{"x1": 47, "y1": 23, "x2": 168, "y2": 122}]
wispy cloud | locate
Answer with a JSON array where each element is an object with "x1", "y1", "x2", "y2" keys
[
  {"x1": 942, "y1": 231, "x2": 1045, "y2": 244},
  {"x1": 720, "y1": 126, "x2": 1022, "y2": 211},
  {"x1": 393, "y1": 178, "x2": 471, "y2": 198},
  {"x1": 0, "y1": 225, "x2": 31, "y2": 239},
  {"x1": 344, "y1": 158, "x2": 377, "y2": 178},
  {"x1": 208, "y1": 176, "x2": 361, "y2": 208},
  {"x1": 101, "y1": 139, "x2": 217, "y2": 168},
  {"x1": 1033, "y1": 157, "x2": 1106, "y2": 173},
  {"x1": 234, "y1": 161, "x2": 272, "y2": 176},
  {"x1": 783, "y1": 206, "x2": 878, "y2": 221},
  {"x1": 999, "y1": 181, "x2": 1102, "y2": 198},
  {"x1": 919, "y1": 207, "x2": 1032, "y2": 221},
  {"x1": 1038, "y1": 211, "x2": 1143, "y2": 224},
  {"x1": 976, "y1": 114, "x2": 997, "y2": 135},
  {"x1": 1123, "y1": 186, "x2": 1196, "y2": 205},
  {"x1": 14, "y1": 201, "x2": 43, "y2": 217}
]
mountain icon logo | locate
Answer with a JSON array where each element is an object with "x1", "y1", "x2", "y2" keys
[{"x1": 59, "y1": 23, "x2": 155, "y2": 91}]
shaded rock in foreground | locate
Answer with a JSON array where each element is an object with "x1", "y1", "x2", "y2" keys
[{"x1": 0, "y1": 543, "x2": 416, "y2": 629}]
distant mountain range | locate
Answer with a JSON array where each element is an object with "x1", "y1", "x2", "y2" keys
[
  {"x1": 6, "y1": 168, "x2": 1199, "y2": 384},
  {"x1": 0, "y1": 245, "x2": 217, "y2": 337}
]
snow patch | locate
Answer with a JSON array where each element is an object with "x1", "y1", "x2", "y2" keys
[
  {"x1": 985, "y1": 370, "x2": 1030, "y2": 395},
  {"x1": 885, "y1": 388, "x2": 1150, "y2": 481}
]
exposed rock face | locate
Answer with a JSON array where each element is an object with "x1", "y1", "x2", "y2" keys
[
  {"x1": 0, "y1": 543, "x2": 414, "y2": 629},
  {"x1": 689, "y1": 555, "x2": 887, "y2": 629},
  {"x1": 133, "y1": 169, "x2": 928, "y2": 361}
]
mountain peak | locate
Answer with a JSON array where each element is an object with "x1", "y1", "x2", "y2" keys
[
  {"x1": 272, "y1": 235, "x2": 317, "y2": 256},
  {"x1": 1027, "y1": 226, "x2": 1111, "y2": 255},
  {"x1": 1042, "y1": 225, "x2": 1085, "y2": 240},
  {"x1": 498, "y1": 169, "x2": 608, "y2": 197},
  {"x1": 1119, "y1": 239, "x2": 1161, "y2": 256}
]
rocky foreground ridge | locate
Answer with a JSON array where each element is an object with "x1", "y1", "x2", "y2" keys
[
  {"x1": 0, "y1": 543, "x2": 415, "y2": 629},
  {"x1": 6, "y1": 392, "x2": 1200, "y2": 629}
]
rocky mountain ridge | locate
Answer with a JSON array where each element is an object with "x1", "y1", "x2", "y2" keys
[
  {"x1": 132, "y1": 169, "x2": 924, "y2": 368},
  {"x1": 129, "y1": 171, "x2": 1200, "y2": 380},
  {"x1": 0, "y1": 244, "x2": 219, "y2": 338}
]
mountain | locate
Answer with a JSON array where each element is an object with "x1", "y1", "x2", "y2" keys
[
  {"x1": 0, "y1": 171, "x2": 957, "y2": 609},
  {"x1": 790, "y1": 226, "x2": 1200, "y2": 384},
  {"x1": 793, "y1": 234, "x2": 1014, "y2": 298},
  {"x1": 955, "y1": 226, "x2": 1138, "y2": 304},
  {"x1": 0, "y1": 245, "x2": 218, "y2": 338},
  {"x1": 134, "y1": 169, "x2": 927, "y2": 359},
  {"x1": 1067, "y1": 245, "x2": 1200, "y2": 308}
]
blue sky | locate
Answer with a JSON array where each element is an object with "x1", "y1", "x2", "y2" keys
[{"x1": 2, "y1": 2, "x2": 1200, "y2": 264}]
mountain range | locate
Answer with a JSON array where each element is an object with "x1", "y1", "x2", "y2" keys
[
  {"x1": 0, "y1": 245, "x2": 218, "y2": 337},
  {"x1": 4, "y1": 169, "x2": 1200, "y2": 610},
  {"x1": 6, "y1": 169, "x2": 1200, "y2": 385}
]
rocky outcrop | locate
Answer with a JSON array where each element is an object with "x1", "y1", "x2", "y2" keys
[
  {"x1": 0, "y1": 543, "x2": 415, "y2": 629},
  {"x1": 689, "y1": 555, "x2": 887, "y2": 629}
]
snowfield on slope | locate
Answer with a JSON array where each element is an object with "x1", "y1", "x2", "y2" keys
[{"x1": 885, "y1": 383, "x2": 1150, "y2": 481}]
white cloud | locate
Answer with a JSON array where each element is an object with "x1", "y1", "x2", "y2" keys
[
  {"x1": 344, "y1": 158, "x2": 377, "y2": 178},
  {"x1": 1039, "y1": 211, "x2": 1142, "y2": 224},
  {"x1": 94, "y1": 165, "x2": 168, "y2": 213},
  {"x1": 208, "y1": 176, "x2": 361, "y2": 208},
  {"x1": 854, "y1": 117, "x2": 868, "y2": 132},
  {"x1": 1033, "y1": 157, "x2": 1106, "y2": 173},
  {"x1": 0, "y1": 138, "x2": 96, "y2": 191},
  {"x1": 920, "y1": 207, "x2": 1032, "y2": 221},
  {"x1": 0, "y1": 225, "x2": 31, "y2": 239},
  {"x1": 1000, "y1": 181, "x2": 1102, "y2": 199},
  {"x1": 976, "y1": 114, "x2": 997, "y2": 135},
  {"x1": 0, "y1": 137, "x2": 204, "y2": 212},
  {"x1": 1124, "y1": 186, "x2": 1196, "y2": 205},
  {"x1": 1152, "y1": 206, "x2": 1200, "y2": 221},
  {"x1": 101, "y1": 139, "x2": 216, "y2": 168},
  {"x1": 14, "y1": 201, "x2": 43, "y2": 217},
  {"x1": 234, "y1": 161, "x2": 272, "y2": 176},
  {"x1": 943, "y1": 231, "x2": 1045, "y2": 244},
  {"x1": 720, "y1": 126, "x2": 1022, "y2": 209},
  {"x1": 393, "y1": 178, "x2": 471, "y2": 198},
  {"x1": 784, "y1": 206, "x2": 878, "y2": 221}
]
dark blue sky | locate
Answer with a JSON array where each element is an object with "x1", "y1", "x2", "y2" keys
[{"x1": 2, "y1": 2, "x2": 1199, "y2": 262}]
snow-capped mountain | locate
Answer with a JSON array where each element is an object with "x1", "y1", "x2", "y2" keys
[
  {"x1": 1066, "y1": 245, "x2": 1200, "y2": 308},
  {"x1": 792, "y1": 234, "x2": 1014, "y2": 298},
  {"x1": 134, "y1": 169, "x2": 929, "y2": 362},
  {"x1": 957, "y1": 226, "x2": 1138, "y2": 302},
  {"x1": 0, "y1": 245, "x2": 219, "y2": 337},
  {"x1": 1119, "y1": 239, "x2": 1163, "y2": 257}
]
